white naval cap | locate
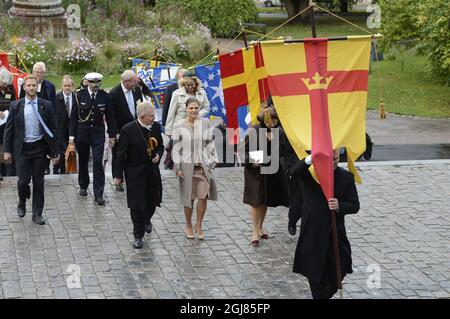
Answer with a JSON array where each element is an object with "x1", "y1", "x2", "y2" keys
[{"x1": 85, "y1": 72, "x2": 103, "y2": 83}]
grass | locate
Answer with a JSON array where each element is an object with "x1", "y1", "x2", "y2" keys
[{"x1": 367, "y1": 50, "x2": 450, "y2": 118}]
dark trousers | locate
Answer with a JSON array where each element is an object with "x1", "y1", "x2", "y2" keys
[
  {"x1": 76, "y1": 140, "x2": 105, "y2": 199},
  {"x1": 130, "y1": 205, "x2": 156, "y2": 240},
  {"x1": 111, "y1": 144, "x2": 123, "y2": 180},
  {"x1": 16, "y1": 140, "x2": 47, "y2": 216}
]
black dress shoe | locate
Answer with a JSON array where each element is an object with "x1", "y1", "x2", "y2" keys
[
  {"x1": 288, "y1": 224, "x2": 297, "y2": 236},
  {"x1": 94, "y1": 197, "x2": 106, "y2": 205},
  {"x1": 17, "y1": 201, "x2": 26, "y2": 218},
  {"x1": 133, "y1": 238, "x2": 143, "y2": 249},
  {"x1": 79, "y1": 189, "x2": 87, "y2": 196},
  {"x1": 145, "y1": 220, "x2": 153, "y2": 233},
  {"x1": 32, "y1": 215, "x2": 46, "y2": 225}
]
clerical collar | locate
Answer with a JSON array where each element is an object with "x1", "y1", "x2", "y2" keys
[{"x1": 138, "y1": 119, "x2": 152, "y2": 130}]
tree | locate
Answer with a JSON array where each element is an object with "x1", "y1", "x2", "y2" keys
[
  {"x1": 379, "y1": 0, "x2": 450, "y2": 85},
  {"x1": 283, "y1": 0, "x2": 357, "y2": 22}
]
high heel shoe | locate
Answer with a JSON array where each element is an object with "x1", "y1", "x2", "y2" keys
[
  {"x1": 185, "y1": 226, "x2": 194, "y2": 239},
  {"x1": 251, "y1": 239, "x2": 260, "y2": 247},
  {"x1": 260, "y1": 233, "x2": 269, "y2": 240},
  {"x1": 194, "y1": 224, "x2": 205, "y2": 240}
]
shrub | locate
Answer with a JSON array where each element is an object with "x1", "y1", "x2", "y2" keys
[
  {"x1": 10, "y1": 35, "x2": 58, "y2": 70},
  {"x1": 155, "y1": 0, "x2": 258, "y2": 37},
  {"x1": 59, "y1": 37, "x2": 97, "y2": 73}
]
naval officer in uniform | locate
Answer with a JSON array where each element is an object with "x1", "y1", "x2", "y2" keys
[{"x1": 69, "y1": 72, "x2": 118, "y2": 205}]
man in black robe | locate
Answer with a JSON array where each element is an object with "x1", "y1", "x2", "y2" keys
[
  {"x1": 113, "y1": 102, "x2": 164, "y2": 249},
  {"x1": 291, "y1": 149, "x2": 360, "y2": 299}
]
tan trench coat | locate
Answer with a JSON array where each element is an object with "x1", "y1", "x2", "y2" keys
[
  {"x1": 172, "y1": 118, "x2": 218, "y2": 208},
  {"x1": 164, "y1": 87, "x2": 209, "y2": 136}
]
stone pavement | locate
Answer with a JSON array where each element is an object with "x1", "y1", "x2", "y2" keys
[{"x1": 0, "y1": 160, "x2": 449, "y2": 299}]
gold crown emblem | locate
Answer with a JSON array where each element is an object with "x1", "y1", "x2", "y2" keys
[{"x1": 301, "y1": 72, "x2": 333, "y2": 91}]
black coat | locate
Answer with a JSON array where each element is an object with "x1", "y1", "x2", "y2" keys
[
  {"x1": 279, "y1": 128, "x2": 304, "y2": 218},
  {"x1": 291, "y1": 160, "x2": 359, "y2": 284},
  {"x1": 114, "y1": 120, "x2": 164, "y2": 210},
  {"x1": 242, "y1": 125, "x2": 289, "y2": 207},
  {"x1": 54, "y1": 91, "x2": 78, "y2": 153},
  {"x1": 3, "y1": 98, "x2": 59, "y2": 159},
  {"x1": 109, "y1": 84, "x2": 143, "y2": 132},
  {"x1": 69, "y1": 88, "x2": 118, "y2": 144},
  {"x1": 19, "y1": 79, "x2": 56, "y2": 107},
  {"x1": 161, "y1": 82, "x2": 178, "y2": 127}
]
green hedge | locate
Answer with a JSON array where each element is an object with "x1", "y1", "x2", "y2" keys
[{"x1": 155, "y1": 0, "x2": 258, "y2": 37}]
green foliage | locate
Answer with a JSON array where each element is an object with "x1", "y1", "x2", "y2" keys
[
  {"x1": 155, "y1": 0, "x2": 258, "y2": 37},
  {"x1": 10, "y1": 35, "x2": 58, "y2": 70},
  {"x1": 0, "y1": 16, "x2": 26, "y2": 45},
  {"x1": 378, "y1": 0, "x2": 419, "y2": 51},
  {"x1": 379, "y1": 0, "x2": 450, "y2": 84},
  {"x1": 61, "y1": 0, "x2": 146, "y2": 26},
  {"x1": 415, "y1": 0, "x2": 450, "y2": 85}
]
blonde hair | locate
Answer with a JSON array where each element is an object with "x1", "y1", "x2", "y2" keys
[{"x1": 178, "y1": 75, "x2": 202, "y2": 93}]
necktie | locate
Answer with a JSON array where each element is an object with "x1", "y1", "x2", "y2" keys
[
  {"x1": 126, "y1": 91, "x2": 135, "y2": 118},
  {"x1": 91, "y1": 92, "x2": 95, "y2": 105},
  {"x1": 65, "y1": 96, "x2": 71, "y2": 116}
]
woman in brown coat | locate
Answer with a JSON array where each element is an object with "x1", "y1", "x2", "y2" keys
[
  {"x1": 172, "y1": 97, "x2": 218, "y2": 240},
  {"x1": 242, "y1": 106, "x2": 289, "y2": 246}
]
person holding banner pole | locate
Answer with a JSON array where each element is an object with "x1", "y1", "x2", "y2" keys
[{"x1": 290, "y1": 150, "x2": 360, "y2": 299}]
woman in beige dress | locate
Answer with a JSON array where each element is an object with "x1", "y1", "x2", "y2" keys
[{"x1": 172, "y1": 97, "x2": 218, "y2": 240}]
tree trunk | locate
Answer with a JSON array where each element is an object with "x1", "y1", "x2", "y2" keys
[
  {"x1": 340, "y1": 0, "x2": 349, "y2": 13},
  {"x1": 284, "y1": 0, "x2": 309, "y2": 23}
]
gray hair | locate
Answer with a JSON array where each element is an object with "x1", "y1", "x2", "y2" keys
[
  {"x1": 33, "y1": 62, "x2": 46, "y2": 72},
  {"x1": 136, "y1": 101, "x2": 155, "y2": 117},
  {"x1": 176, "y1": 68, "x2": 188, "y2": 80},
  {"x1": 121, "y1": 70, "x2": 136, "y2": 82},
  {"x1": 61, "y1": 74, "x2": 74, "y2": 86},
  {"x1": 0, "y1": 68, "x2": 13, "y2": 85}
]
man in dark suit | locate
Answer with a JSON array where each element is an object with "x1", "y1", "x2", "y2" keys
[
  {"x1": 19, "y1": 62, "x2": 57, "y2": 175},
  {"x1": 53, "y1": 75, "x2": 78, "y2": 174},
  {"x1": 69, "y1": 72, "x2": 118, "y2": 205},
  {"x1": 19, "y1": 62, "x2": 56, "y2": 105},
  {"x1": 291, "y1": 149, "x2": 360, "y2": 299},
  {"x1": 113, "y1": 102, "x2": 163, "y2": 249},
  {"x1": 109, "y1": 70, "x2": 143, "y2": 191},
  {"x1": 3, "y1": 75, "x2": 60, "y2": 225}
]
